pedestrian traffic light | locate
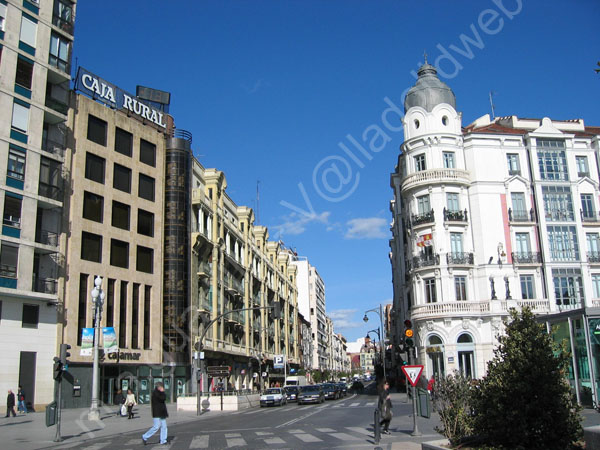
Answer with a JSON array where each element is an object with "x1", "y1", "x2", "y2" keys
[
  {"x1": 60, "y1": 344, "x2": 72, "y2": 367},
  {"x1": 53, "y1": 357, "x2": 63, "y2": 381},
  {"x1": 404, "y1": 319, "x2": 414, "y2": 347},
  {"x1": 273, "y1": 302, "x2": 281, "y2": 320}
]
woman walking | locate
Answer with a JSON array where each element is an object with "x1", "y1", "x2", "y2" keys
[
  {"x1": 378, "y1": 381, "x2": 393, "y2": 434},
  {"x1": 125, "y1": 389, "x2": 137, "y2": 419}
]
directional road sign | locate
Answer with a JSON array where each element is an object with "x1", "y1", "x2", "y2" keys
[{"x1": 402, "y1": 365, "x2": 424, "y2": 387}]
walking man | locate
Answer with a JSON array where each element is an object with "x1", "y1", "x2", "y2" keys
[
  {"x1": 378, "y1": 381, "x2": 393, "y2": 434},
  {"x1": 142, "y1": 382, "x2": 168, "y2": 445},
  {"x1": 5, "y1": 390, "x2": 16, "y2": 417},
  {"x1": 17, "y1": 386, "x2": 26, "y2": 414}
]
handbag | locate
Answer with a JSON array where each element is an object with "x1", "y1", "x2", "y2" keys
[{"x1": 120, "y1": 404, "x2": 127, "y2": 416}]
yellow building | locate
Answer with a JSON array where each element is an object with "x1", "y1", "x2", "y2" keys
[{"x1": 191, "y1": 160, "x2": 299, "y2": 391}]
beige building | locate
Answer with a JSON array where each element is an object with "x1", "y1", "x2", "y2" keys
[{"x1": 191, "y1": 160, "x2": 299, "y2": 391}]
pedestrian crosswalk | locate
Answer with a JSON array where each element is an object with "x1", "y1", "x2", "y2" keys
[{"x1": 238, "y1": 399, "x2": 376, "y2": 415}]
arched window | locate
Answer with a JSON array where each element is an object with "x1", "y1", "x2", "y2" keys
[
  {"x1": 426, "y1": 334, "x2": 445, "y2": 378},
  {"x1": 457, "y1": 333, "x2": 476, "y2": 378}
]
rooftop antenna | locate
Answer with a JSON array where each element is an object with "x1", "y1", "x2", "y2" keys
[
  {"x1": 256, "y1": 180, "x2": 260, "y2": 225},
  {"x1": 489, "y1": 91, "x2": 496, "y2": 120},
  {"x1": 423, "y1": 50, "x2": 428, "y2": 64}
]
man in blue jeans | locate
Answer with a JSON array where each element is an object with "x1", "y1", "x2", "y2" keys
[{"x1": 142, "y1": 382, "x2": 168, "y2": 445}]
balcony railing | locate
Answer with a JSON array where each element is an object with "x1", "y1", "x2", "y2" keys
[
  {"x1": 402, "y1": 168, "x2": 470, "y2": 191},
  {"x1": 52, "y1": 15, "x2": 74, "y2": 35},
  {"x1": 411, "y1": 209, "x2": 434, "y2": 227},
  {"x1": 33, "y1": 277, "x2": 57, "y2": 294},
  {"x1": 36, "y1": 230, "x2": 59, "y2": 247},
  {"x1": 45, "y1": 95, "x2": 69, "y2": 115},
  {"x1": 411, "y1": 299, "x2": 550, "y2": 321},
  {"x1": 411, "y1": 253, "x2": 440, "y2": 269},
  {"x1": 48, "y1": 55, "x2": 71, "y2": 75},
  {"x1": 511, "y1": 252, "x2": 542, "y2": 264},
  {"x1": 38, "y1": 182, "x2": 62, "y2": 201},
  {"x1": 508, "y1": 208, "x2": 535, "y2": 222},
  {"x1": 443, "y1": 208, "x2": 468, "y2": 223},
  {"x1": 41, "y1": 137, "x2": 66, "y2": 158},
  {"x1": 545, "y1": 209, "x2": 574, "y2": 222},
  {"x1": 446, "y1": 252, "x2": 474, "y2": 265},
  {"x1": 588, "y1": 251, "x2": 600, "y2": 263},
  {"x1": 197, "y1": 260, "x2": 211, "y2": 277},
  {"x1": 581, "y1": 210, "x2": 600, "y2": 223}
]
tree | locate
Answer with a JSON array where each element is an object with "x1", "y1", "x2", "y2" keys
[
  {"x1": 312, "y1": 370, "x2": 323, "y2": 383},
  {"x1": 433, "y1": 372, "x2": 475, "y2": 447},
  {"x1": 472, "y1": 308, "x2": 582, "y2": 449}
]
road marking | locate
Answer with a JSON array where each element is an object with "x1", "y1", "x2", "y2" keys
[
  {"x1": 264, "y1": 437, "x2": 286, "y2": 444},
  {"x1": 366, "y1": 401, "x2": 375, "y2": 406},
  {"x1": 331, "y1": 432, "x2": 358, "y2": 441},
  {"x1": 316, "y1": 428, "x2": 335, "y2": 432},
  {"x1": 80, "y1": 444, "x2": 112, "y2": 450},
  {"x1": 288, "y1": 429, "x2": 305, "y2": 433},
  {"x1": 255, "y1": 431, "x2": 273, "y2": 435},
  {"x1": 350, "y1": 402, "x2": 360, "y2": 407},
  {"x1": 189, "y1": 435, "x2": 209, "y2": 449},
  {"x1": 293, "y1": 433, "x2": 322, "y2": 442},
  {"x1": 225, "y1": 433, "x2": 242, "y2": 437},
  {"x1": 276, "y1": 407, "x2": 322, "y2": 428},
  {"x1": 226, "y1": 437, "x2": 246, "y2": 447},
  {"x1": 346, "y1": 427, "x2": 371, "y2": 436}
]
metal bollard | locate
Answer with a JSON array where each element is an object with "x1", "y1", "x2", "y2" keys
[{"x1": 374, "y1": 408, "x2": 381, "y2": 444}]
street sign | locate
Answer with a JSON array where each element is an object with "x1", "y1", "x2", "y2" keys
[
  {"x1": 207, "y1": 365, "x2": 231, "y2": 377},
  {"x1": 274, "y1": 355, "x2": 285, "y2": 369},
  {"x1": 402, "y1": 365, "x2": 424, "y2": 387}
]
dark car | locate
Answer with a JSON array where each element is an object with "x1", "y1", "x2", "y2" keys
[
  {"x1": 322, "y1": 383, "x2": 340, "y2": 400},
  {"x1": 284, "y1": 386, "x2": 299, "y2": 402},
  {"x1": 337, "y1": 382, "x2": 347, "y2": 397},
  {"x1": 351, "y1": 381, "x2": 365, "y2": 393},
  {"x1": 297, "y1": 385, "x2": 325, "y2": 404}
]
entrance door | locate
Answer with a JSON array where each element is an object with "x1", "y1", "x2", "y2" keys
[
  {"x1": 458, "y1": 351, "x2": 475, "y2": 378},
  {"x1": 163, "y1": 377, "x2": 172, "y2": 403},
  {"x1": 175, "y1": 378, "x2": 186, "y2": 400},
  {"x1": 139, "y1": 378, "x2": 150, "y2": 404},
  {"x1": 19, "y1": 351, "x2": 36, "y2": 408}
]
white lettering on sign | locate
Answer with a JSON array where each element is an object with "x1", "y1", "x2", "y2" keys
[
  {"x1": 122, "y1": 93, "x2": 166, "y2": 128},
  {"x1": 82, "y1": 74, "x2": 116, "y2": 104}
]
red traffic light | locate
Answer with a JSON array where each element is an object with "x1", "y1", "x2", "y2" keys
[{"x1": 404, "y1": 319, "x2": 412, "y2": 328}]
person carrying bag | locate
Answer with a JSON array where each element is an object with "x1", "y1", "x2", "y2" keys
[{"x1": 125, "y1": 389, "x2": 137, "y2": 419}]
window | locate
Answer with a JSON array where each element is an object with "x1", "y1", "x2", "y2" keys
[
  {"x1": 81, "y1": 232, "x2": 102, "y2": 263},
  {"x1": 82, "y1": 191, "x2": 103, "y2": 223},
  {"x1": 138, "y1": 174, "x2": 155, "y2": 201},
  {"x1": 587, "y1": 233, "x2": 600, "y2": 259},
  {"x1": 115, "y1": 127, "x2": 133, "y2": 157},
  {"x1": 140, "y1": 139, "x2": 156, "y2": 167},
  {"x1": 20, "y1": 15, "x2": 37, "y2": 49},
  {"x1": 576, "y1": 156, "x2": 589, "y2": 177},
  {"x1": 592, "y1": 275, "x2": 600, "y2": 299},
  {"x1": 425, "y1": 278, "x2": 436, "y2": 303},
  {"x1": 552, "y1": 268, "x2": 583, "y2": 308},
  {"x1": 537, "y1": 139, "x2": 568, "y2": 181},
  {"x1": 3, "y1": 195, "x2": 22, "y2": 228},
  {"x1": 15, "y1": 57, "x2": 34, "y2": 90},
  {"x1": 542, "y1": 186, "x2": 574, "y2": 221},
  {"x1": 137, "y1": 209, "x2": 154, "y2": 237},
  {"x1": 520, "y1": 275, "x2": 535, "y2": 299},
  {"x1": 507, "y1": 153, "x2": 520, "y2": 175},
  {"x1": 77, "y1": 273, "x2": 88, "y2": 346},
  {"x1": 119, "y1": 281, "x2": 127, "y2": 348},
  {"x1": 417, "y1": 194, "x2": 430, "y2": 214},
  {"x1": 136, "y1": 246, "x2": 153, "y2": 273},
  {"x1": 414, "y1": 154, "x2": 426, "y2": 172},
  {"x1": 450, "y1": 232, "x2": 463, "y2": 255},
  {"x1": 39, "y1": 157, "x2": 61, "y2": 200},
  {"x1": 510, "y1": 192, "x2": 527, "y2": 221},
  {"x1": 110, "y1": 239, "x2": 129, "y2": 268},
  {"x1": 111, "y1": 201, "x2": 130, "y2": 230},
  {"x1": 49, "y1": 33, "x2": 70, "y2": 73},
  {"x1": 12, "y1": 102, "x2": 29, "y2": 133},
  {"x1": 52, "y1": 0, "x2": 73, "y2": 33},
  {"x1": 113, "y1": 163, "x2": 131, "y2": 193},
  {"x1": 22, "y1": 304, "x2": 39, "y2": 329},
  {"x1": 581, "y1": 194, "x2": 596, "y2": 220},
  {"x1": 106, "y1": 278, "x2": 115, "y2": 327},
  {"x1": 446, "y1": 193, "x2": 459, "y2": 211},
  {"x1": 85, "y1": 152, "x2": 105, "y2": 184},
  {"x1": 0, "y1": 3, "x2": 6, "y2": 31},
  {"x1": 8, "y1": 148, "x2": 26, "y2": 181},
  {"x1": 132, "y1": 284, "x2": 139, "y2": 349},
  {"x1": 144, "y1": 285, "x2": 151, "y2": 349},
  {"x1": 547, "y1": 225, "x2": 579, "y2": 261},
  {"x1": 443, "y1": 152, "x2": 455, "y2": 169},
  {"x1": 455, "y1": 276, "x2": 467, "y2": 300},
  {"x1": 87, "y1": 115, "x2": 107, "y2": 146},
  {"x1": 0, "y1": 242, "x2": 18, "y2": 277}
]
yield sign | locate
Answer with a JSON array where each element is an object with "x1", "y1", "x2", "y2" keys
[{"x1": 401, "y1": 365, "x2": 424, "y2": 387}]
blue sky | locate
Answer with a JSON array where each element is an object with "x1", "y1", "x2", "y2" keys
[{"x1": 73, "y1": 0, "x2": 600, "y2": 343}]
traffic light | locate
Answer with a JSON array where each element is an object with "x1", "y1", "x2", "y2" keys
[
  {"x1": 273, "y1": 302, "x2": 281, "y2": 320},
  {"x1": 60, "y1": 344, "x2": 72, "y2": 367},
  {"x1": 404, "y1": 319, "x2": 414, "y2": 347},
  {"x1": 53, "y1": 357, "x2": 63, "y2": 381}
]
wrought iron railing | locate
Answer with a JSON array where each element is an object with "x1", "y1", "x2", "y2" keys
[
  {"x1": 411, "y1": 209, "x2": 434, "y2": 227},
  {"x1": 511, "y1": 252, "x2": 542, "y2": 264},
  {"x1": 446, "y1": 252, "x2": 474, "y2": 265},
  {"x1": 588, "y1": 251, "x2": 600, "y2": 263},
  {"x1": 411, "y1": 254, "x2": 440, "y2": 269},
  {"x1": 443, "y1": 208, "x2": 468, "y2": 223},
  {"x1": 581, "y1": 209, "x2": 600, "y2": 222},
  {"x1": 508, "y1": 208, "x2": 534, "y2": 222}
]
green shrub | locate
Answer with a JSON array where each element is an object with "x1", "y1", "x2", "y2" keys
[{"x1": 433, "y1": 372, "x2": 475, "y2": 446}]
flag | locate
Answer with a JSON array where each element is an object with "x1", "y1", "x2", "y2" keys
[
  {"x1": 102, "y1": 327, "x2": 118, "y2": 354},
  {"x1": 417, "y1": 233, "x2": 433, "y2": 247},
  {"x1": 80, "y1": 328, "x2": 94, "y2": 356}
]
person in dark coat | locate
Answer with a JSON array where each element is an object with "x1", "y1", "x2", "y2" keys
[
  {"x1": 17, "y1": 386, "x2": 26, "y2": 414},
  {"x1": 142, "y1": 382, "x2": 168, "y2": 445},
  {"x1": 5, "y1": 390, "x2": 16, "y2": 417},
  {"x1": 114, "y1": 389, "x2": 125, "y2": 417},
  {"x1": 378, "y1": 381, "x2": 393, "y2": 434}
]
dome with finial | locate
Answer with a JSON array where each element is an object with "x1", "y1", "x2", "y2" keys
[{"x1": 404, "y1": 56, "x2": 456, "y2": 113}]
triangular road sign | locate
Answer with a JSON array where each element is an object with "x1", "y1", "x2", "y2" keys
[{"x1": 401, "y1": 365, "x2": 424, "y2": 387}]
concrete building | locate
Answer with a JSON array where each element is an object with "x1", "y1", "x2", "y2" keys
[
  {"x1": 390, "y1": 60, "x2": 600, "y2": 406},
  {"x1": 190, "y1": 161, "x2": 299, "y2": 391},
  {"x1": 0, "y1": 0, "x2": 76, "y2": 409},
  {"x1": 292, "y1": 257, "x2": 327, "y2": 371}
]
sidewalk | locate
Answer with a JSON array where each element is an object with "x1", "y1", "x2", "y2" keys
[{"x1": 1, "y1": 403, "x2": 225, "y2": 450}]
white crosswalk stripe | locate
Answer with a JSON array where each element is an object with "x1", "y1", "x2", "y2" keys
[
  {"x1": 331, "y1": 432, "x2": 358, "y2": 441},
  {"x1": 264, "y1": 437, "x2": 286, "y2": 444},
  {"x1": 346, "y1": 426, "x2": 371, "y2": 436},
  {"x1": 316, "y1": 427, "x2": 335, "y2": 432},
  {"x1": 349, "y1": 402, "x2": 360, "y2": 407},
  {"x1": 292, "y1": 432, "x2": 323, "y2": 442},
  {"x1": 226, "y1": 437, "x2": 246, "y2": 447},
  {"x1": 189, "y1": 435, "x2": 209, "y2": 449},
  {"x1": 366, "y1": 401, "x2": 375, "y2": 406}
]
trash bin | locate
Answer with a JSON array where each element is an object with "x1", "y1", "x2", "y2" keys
[
  {"x1": 416, "y1": 388, "x2": 431, "y2": 418},
  {"x1": 46, "y1": 401, "x2": 57, "y2": 427}
]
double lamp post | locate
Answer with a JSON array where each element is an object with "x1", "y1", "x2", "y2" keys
[{"x1": 363, "y1": 305, "x2": 385, "y2": 381}]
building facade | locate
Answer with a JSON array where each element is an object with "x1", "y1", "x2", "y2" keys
[
  {"x1": 0, "y1": 0, "x2": 76, "y2": 409},
  {"x1": 390, "y1": 61, "x2": 600, "y2": 406}
]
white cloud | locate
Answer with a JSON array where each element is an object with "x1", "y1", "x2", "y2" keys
[
  {"x1": 273, "y1": 211, "x2": 331, "y2": 238},
  {"x1": 328, "y1": 309, "x2": 362, "y2": 330},
  {"x1": 242, "y1": 79, "x2": 269, "y2": 94},
  {"x1": 344, "y1": 217, "x2": 388, "y2": 239}
]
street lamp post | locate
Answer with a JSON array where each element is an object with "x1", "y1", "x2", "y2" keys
[
  {"x1": 88, "y1": 276, "x2": 104, "y2": 421},
  {"x1": 367, "y1": 328, "x2": 383, "y2": 376},
  {"x1": 363, "y1": 305, "x2": 386, "y2": 380}
]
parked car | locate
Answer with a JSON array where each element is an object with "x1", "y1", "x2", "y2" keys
[
  {"x1": 297, "y1": 385, "x2": 325, "y2": 404},
  {"x1": 337, "y1": 382, "x2": 347, "y2": 397},
  {"x1": 284, "y1": 386, "x2": 299, "y2": 402},
  {"x1": 260, "y1": 388, "x2": 287, "y2": 407},
  {"x1": 322, "y1": 383, "x2": 340, "y2": 400}
]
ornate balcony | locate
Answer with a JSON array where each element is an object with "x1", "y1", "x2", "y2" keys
[
  {"x1": 508, "y1": 208, "x2": 535, "y2": 223},
  {"x1": 446, "y1": 252, "x2": 474, "y2": 265},
  {"x1": 581, "y1": 210, "x2": 600, "y2": 224},
  {"x1": 511, "y1": 252, "x2": 542, "y2": 264},
  {"x1": 411, "y1": 299, "x2": 550, "y2": 321},
  {"x1": 411, "y1": 209, "x2": 434, "y2": 227},
  {"x1": 402, "y1": 168, "x2": 470, "y2": 192},
  {"x1": 411, "y1": 254, "x2": 440, "y2": 270},
  {"x1": 443, "y1": 208, "x2": 468, "y2": 223},
  {"x1": 588, "y1": 251, "x2": 600, "y2": 264}
]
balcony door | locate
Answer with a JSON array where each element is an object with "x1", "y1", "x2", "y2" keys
[
  {"x1": 450, "y1": 233, "x2": 463, "y2": 256},
  {"x1": 511, "y1": 192, "x2": 526, "y2": 216},
  {"x1": 427, "y1": 335, "x2": 445, "y2": 378},
  {"x1": 457, "y1": 333, "x2": 476, "y2": 379},
  {"x1": 417, "y1": 195, "x2": 430, "y2": 215},
  {"x1": 515, "y1": 233, "x2": 531, "y2": 256}
]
